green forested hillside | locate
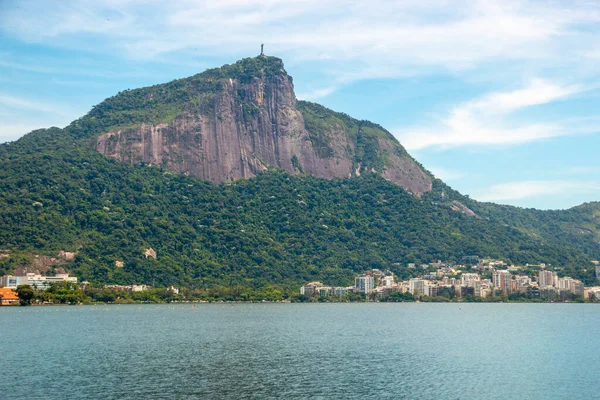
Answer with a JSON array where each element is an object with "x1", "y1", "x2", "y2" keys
[
  {"x1": 425, "y1": 179, "x2": 600, "y2": 268},
  {"x1": 64, "y1": 56, "x2": 289, "y2": 140},
  {"x1": 1, "y1": 128, "x2": 598, "y2": 292}
]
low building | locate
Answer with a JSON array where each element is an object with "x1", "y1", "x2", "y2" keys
[
  {"x1": 104, "y1": 284, "x2": 150, "y2": 292},
  {"x1": 0, "y1": 288, "x2": 19, "y2": 305},
  {"x1": 17, "y1": 273, "x2": 77, "y2": 290},
  {"x1": 300, "y1": 282, "x2": 324, "y2": 296},
  {"x1": 379, "y1": 275, "x2": 394, "y2": 287}
]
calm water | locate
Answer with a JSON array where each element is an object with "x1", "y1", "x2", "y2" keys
[{"x1": 1, "y1": 303, "x2": 599, "y2": 399}]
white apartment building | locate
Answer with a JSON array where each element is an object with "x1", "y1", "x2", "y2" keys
[
  {"x1": 19, "y1": 273, "x2": 77, "y2": 290},
  {"x1": 409, "y1": 278, "x2": 425, "y2": 296},
  {"x1": 380, "y1": 275, "x2": 394, "y2": 287},
  {"x1": 461, "y1": 273, "x2": 481, "y2": 287},
  {"x1": 355, "y1": 275, "x2": 375, "y2": 294}
]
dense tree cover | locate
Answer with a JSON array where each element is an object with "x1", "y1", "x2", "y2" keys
[
  {"x1": 0, "y1": 56, "x2": 598, "y2": 294},
  {"x1": 1, "y1": 127, "x2": 598, "y2": 296},
  {"x1": 298, "y1": 100, "x2": 402, "y2": 171},
  {"x1": 63, "y1": 56, "x2": 288, "y2": 140},
  {"x1": 423, "y1": 178, "x2": 600, "y2": 282},
  {"x1": 16, "y1": 285, "x2": 34, "y2": 305}
]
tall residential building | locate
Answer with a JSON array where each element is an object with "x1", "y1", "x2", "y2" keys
[
  {"x1": 558, "y1": 277, "x2": 574, "y2": 292},
  {"x1": 355, "y1": 275, "x2": 374, "y2": 294},
  {"x1": 596, "y1": 265, "x2": 600, "y2": 281},
  {"x1": 538, "y1": 270, "x2": 558, "y2": 288},
  {"x1": 409, "y1": 278, "x2": 425, "y2": 296},
  {"x1": 572, "y1": 281, "x2": 585, "y2": 297},
  {"x1": 492, "y1": 270, "x2": 511, "y2": 294}
]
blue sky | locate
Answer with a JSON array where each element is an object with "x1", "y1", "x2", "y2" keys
[{"x1": 1, "y1": 0, "x2": 599, "y2": 210}]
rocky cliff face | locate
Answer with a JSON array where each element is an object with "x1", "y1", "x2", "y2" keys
[{"x1": 94, "y1": 56, "x2": 432, "y2": 195}]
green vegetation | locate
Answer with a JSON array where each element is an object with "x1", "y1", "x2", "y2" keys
[
  {"x1": 64, "y1": 56, "x2": 287, "y2": 140},
  {"x1": 16, "y1": 285, "x2": 35, "y2": 305},
  {"x1": 0, "y1": 126, "x2": 598, "y2": 298},
  {"x1": 0, "y1": 56, "x2": 598, "y2": 297},
  {"x1": 298, "y1": 101, "x2": 397, "y2": 170},
  {"x1": 423, "y1": 178, "x2": 600, "y2": 282}
]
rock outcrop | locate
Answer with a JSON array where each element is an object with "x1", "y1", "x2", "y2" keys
[{"x1": 94, "y1": 56, "x2": 432, "y2": 195}]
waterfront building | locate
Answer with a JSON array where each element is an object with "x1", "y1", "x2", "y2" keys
[
  {"x1": 355, "y1": 275, "x2": 375, "y2": 294},
  {"x1": 511, "y1": 275, "x2": 533, "y2": 294},
  {"x1": 15, "y1": 273, "x2": 77, "y2": 290},
  {"x1": 558, "y1": 277, "x2": 574, "y2": 292},
  {"x1": 0, "y1": 275, "x2": 17, "y2": 288},
  {"x1": 538, "y1": 270, "x2": 558, "y2": 288},
  {"x1": 409, "y1": 278, "x2": 425, "y2": 296},
  {"x1": 333, "y1": 287, "x2": 350, "y2": 296},
  {"x1": 474, "y1": 280, "x2": 492, "y2": 298},
  {"x1": 300, "y1": 282, "x2": 324, "y2": 296},
  {"x1": 379, "y1": 275, "x2": 394, "y2": 287},
  {"x1": 572, "y1": 281, "x2": 585, "y2": 297},
  {"x1": 0, "y1": 288, "x2": 19, "y2": 305},
  {"x1": 585, "y1": 287, "x2": 600, "y2": 300},
  {"x1": 424, "y1": 284, "x2": 438, "y2": 297},
  {"x1": 442, "y1": 277, "x2": 460, "y2": 286},
  {"x1": 461, "y1": 273, "x2": 480, "y2": 287},
  {"x1": 492, "y1": 270, "x2": 511, "y2": 294}
]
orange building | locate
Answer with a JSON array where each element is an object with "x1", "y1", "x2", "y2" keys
[{"x1": 0, "y1": 288, "x2": 19, "y2": 305}]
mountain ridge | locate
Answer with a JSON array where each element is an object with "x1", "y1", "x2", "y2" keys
[
  {"x1": 0, "y1": 56, "x2": 598, "y2": 291},
  {"x1": 70, "y1": 56, "x2": 433, "y2": 194}
]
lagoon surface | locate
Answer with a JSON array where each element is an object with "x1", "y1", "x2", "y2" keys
[{"x1": 2, "y1": 303, "x2": 600, "y2": 399}]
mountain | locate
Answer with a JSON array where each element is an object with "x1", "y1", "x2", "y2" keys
[
  {"x1": 85, "y1": 56, "x2": 431, "y2": 195},
  {"x1": 0, "y1": 56, "x2": 598, "y2": 294}
]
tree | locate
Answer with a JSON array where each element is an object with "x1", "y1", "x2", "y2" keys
[{"x1": 16, "y1": 285, "x2": 34, "y2": 306}]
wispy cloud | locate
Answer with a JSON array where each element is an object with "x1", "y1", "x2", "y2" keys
[
  {"x1": 0, "y1": 93, "x2": 83, "y2": 141},
  {"x1": 0, "y1": 0, "x2": 598, "y2": 103},
  {"x1": 394, "y1": 79, "x2": 589, "y2": 150},
  {"x1": 475, "y1": 180, "x2": 600, "y2": 202},
  {"x1": 2, "y1": 0, "x2": 599, "y2": 71},
  {"x1": 0, "y1": 93, "x2": 73, "y2": 116},
  {"x1": 296, "y1": 86, "x2": 337, "y2": 101},
  {"x1": 427, "y1": 166, "x2": 464, "y2": 182}
]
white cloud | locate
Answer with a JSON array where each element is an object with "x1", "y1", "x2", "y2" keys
[
  {"x1": 0, "y1": 94, "x2": 72, "y2": 116},
  {"x1": 296, "y1": 86, "x2": 337, "y2": 101},
  {"x1": 0, "y1": 0, "x2": 597, "y2": 105},
  {"x1": 427, "y1": 166, "x2": 464, "y2": 182},
  {"x1": 475, "y1": 180, "x2": 600, "y2": 202},
  {"x1": 0, "y1": 94, "x2": 82, "y2": 143},
  {"x1": 394, "y1": 79, "x2": 587, "y2": 150},
  {"x1": 563, "y1": 166, "x2": 600, "y2": 175},
  {"x1": 1, "y1": 0, "x2": 598, "y2": 73}
]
